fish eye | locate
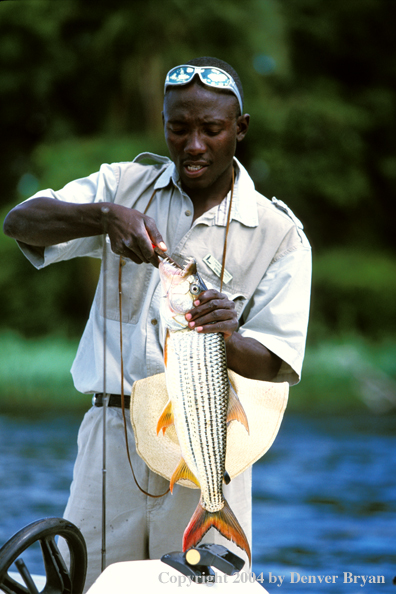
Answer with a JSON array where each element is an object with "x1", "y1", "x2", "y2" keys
[{"x1": 190, "y1": 283, "x2": 201, "y2": 295}]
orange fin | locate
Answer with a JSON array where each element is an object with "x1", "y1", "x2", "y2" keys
[
  {"x1": 170, "y1": 458, "x2": 200, "y2": 493},
  {"x1": 156, "y1": 400, "x2": 174, "y2": 436},
  {"x1": 182, "y1": 497, "x2": 251, "y2": 566},
  {"x1": 227, "y1": 381, "x2": 249, "y2": 434}
]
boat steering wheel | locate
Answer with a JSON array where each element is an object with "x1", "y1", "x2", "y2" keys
[{"x1": 0, "y1": 517, "x2": 87, "y2": 594}]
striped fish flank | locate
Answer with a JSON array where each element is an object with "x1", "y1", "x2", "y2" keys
[
  {"x1": 157, "y1": 257, "x2": 251, "y2": 564},
  {"x1": 166, "y1": 330, "x2": 228, "y2": 513}
]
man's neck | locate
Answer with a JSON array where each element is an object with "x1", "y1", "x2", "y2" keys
[
  {"x1": 183, "y1": 167, "x2": 234, "y2": 223},
  {"x1": 189, "y1": 193, "x2": 227, "y2": 222}
]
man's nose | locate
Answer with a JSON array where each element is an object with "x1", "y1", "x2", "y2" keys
[{"x1": 185, "y1": 131, "x2": 206, "y2": 154}]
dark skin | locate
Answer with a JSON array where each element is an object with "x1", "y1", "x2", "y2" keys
[{"x1": 3, "y1": 80, "x2": 281, "y2": 381}]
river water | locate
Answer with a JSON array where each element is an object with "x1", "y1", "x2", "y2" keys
[{"x1": 0, "y1": 411, "x2": 394, "y2": 593}]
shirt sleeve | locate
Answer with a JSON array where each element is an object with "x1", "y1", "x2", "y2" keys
[
  {"x1": 238, "y1": 243, "x2": 312, "y2": 385},
  {"x1": 17, "y1": 163, "x2": 119, "y2": 269}
]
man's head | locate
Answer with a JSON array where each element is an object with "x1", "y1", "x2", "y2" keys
[{"x1": 163, "y1": 57, "x2": 249, "y2": 199}]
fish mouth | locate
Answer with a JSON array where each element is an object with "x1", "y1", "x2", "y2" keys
[
  {"x1": 159, "y1": 257, "x2": 201, "y2": 317},
  {"x1": 159, "y1": 257, "x2": 197, "y2": 280}
]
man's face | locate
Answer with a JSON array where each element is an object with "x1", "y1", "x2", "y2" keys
[{"x1": 163, "y1": 81, "x2": 249, "y2": 197}]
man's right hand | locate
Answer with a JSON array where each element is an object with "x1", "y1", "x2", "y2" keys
[{"x1": 106, "y1": 205, "x2": 167, "y2": 267}]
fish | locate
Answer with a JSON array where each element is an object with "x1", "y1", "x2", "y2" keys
[{"x1": 157, "y1": 257, "x2": 251, "y2": 564}]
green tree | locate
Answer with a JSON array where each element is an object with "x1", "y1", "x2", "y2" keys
[{"x1": 1, "y1": 0, "x2": 395, "y2": 338}]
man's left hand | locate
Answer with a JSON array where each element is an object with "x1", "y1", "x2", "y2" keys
[{"x1": 185, "y1": 289, "x2": 238, "y2": 342}]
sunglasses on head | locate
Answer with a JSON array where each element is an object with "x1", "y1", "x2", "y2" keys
[{"x1": 164, "y1": 65, "x2": 243, "y2": 114}]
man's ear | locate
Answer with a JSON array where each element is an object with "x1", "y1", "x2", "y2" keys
[{"x1": 236, "y1": 113, "x2": 250, "y2": 142}]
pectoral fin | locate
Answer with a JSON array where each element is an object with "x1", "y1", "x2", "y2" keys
[
  {"x1": 227, "y1": 380, "x2": 249, "y2": 434},
  {"x1": 156, "y1": 400, "x2": 174, "y2": 436},
  {"x1": 170, "y1": 458, "x2": 200, "y2": 493}
]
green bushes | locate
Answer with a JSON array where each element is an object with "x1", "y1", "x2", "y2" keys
[
  {"x1": 1, "y1": 332, "x2": 395, "y2": 415},
  {"x1": 311, "y1": 249, "x2": 396, "y2": 339},
  {"x1": 290, "y1": 338, "x2": 396, "y2": 414}
]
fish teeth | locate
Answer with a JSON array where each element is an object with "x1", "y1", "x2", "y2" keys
[{"x1": 164, "y1": 258, "x2": 182, "y2": 273}]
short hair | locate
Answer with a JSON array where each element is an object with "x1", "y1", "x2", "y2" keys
[{"x1": 185, "y1": 56, "x2": 244, "y2": 113}]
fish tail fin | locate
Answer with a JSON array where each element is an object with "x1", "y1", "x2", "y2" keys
[{"x1": 183, "y1": 498, "x2": 251, "y2": 565}]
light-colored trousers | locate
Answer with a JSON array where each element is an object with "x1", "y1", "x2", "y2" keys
[{"x1": 60, "y1": 406, "x2": 252, "y2": 592}]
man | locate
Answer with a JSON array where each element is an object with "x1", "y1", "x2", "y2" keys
[{"x1": 4, "y1": 57, "x2": 311, "y2": 589}]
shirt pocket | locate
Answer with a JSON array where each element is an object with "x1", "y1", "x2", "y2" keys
[
  {"x1": 198, "y1": 268, "x2": 248, "y2": 321},
  {"x1": 96, "y1": 248, "x2": 152, "y2": 324}
]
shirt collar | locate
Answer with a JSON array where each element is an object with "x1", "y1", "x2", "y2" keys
[
  {"x1": 154, "y1": 157, "x2": 258, "y2": 228},
  {"x1": 154, "y1": 160, "x2": 174, "y2": 190}
]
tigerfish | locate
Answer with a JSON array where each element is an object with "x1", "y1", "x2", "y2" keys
[{"x1": 157, "y1": 257, "x2": 251, "y2": 564}]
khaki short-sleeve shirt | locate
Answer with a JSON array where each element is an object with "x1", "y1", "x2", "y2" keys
[{"x1": 18, "y1": 154, "x2": 311, "y2": 393}]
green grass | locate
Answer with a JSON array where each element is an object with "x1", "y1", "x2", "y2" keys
[
  {"x1": 0, "y1": 332, "x2": 395, "y2": 416},
  {"x1": 0, "y1": 332, "x2": 87, "y2": 415}
]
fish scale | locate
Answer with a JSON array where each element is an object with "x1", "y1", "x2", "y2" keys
[{"x1": 167, "y1": 329, "x2": 228, "y2": 513}]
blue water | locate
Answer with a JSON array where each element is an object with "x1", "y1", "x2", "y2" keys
[
  {"x1": 0, "y1": 412, "x2": 394, "y2": 592},
  {"x1": 252, "y1": 414, "x2": 396, "y2": 592}
]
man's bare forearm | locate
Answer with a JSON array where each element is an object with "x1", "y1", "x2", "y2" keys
[
  {"x1": 226, "y1": 332, "x2": 282, "y2": 381},
  {"x1": 3, "y1": 198, "x2": 106, "y2": 247},
  {"x1": 3, "y1": 197, "x2": 167, "y2": 266}
]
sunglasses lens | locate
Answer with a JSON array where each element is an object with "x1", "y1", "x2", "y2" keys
[
  {"x1": 200, "y1": 68, "x2": 231, "y2": 88},
  {"x1": 167, "y1": 66, "x2": 195, "y2": 84}
]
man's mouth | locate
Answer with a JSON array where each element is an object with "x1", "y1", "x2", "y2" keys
[
  {"x1": 183, "y1": 162, "x2": 209, "y2": 176},
  {"x1": 186, "y1": 164, "x2": 205, "y2": 172}
]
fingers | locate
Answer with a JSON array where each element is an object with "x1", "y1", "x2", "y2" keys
[
  {"x1": 127, "y1": 216, "x2": 162, "y2": 263},
  {"x1": 144, "y1": 217, "x2": 167, "y2": 253},
  {"x1": 185, "y1": 290, "x2": 238, "y2": 340},
  {"x1": 108, "y1": 207, "x2": 166, "y2": 266},
  {"x1": 120, "y1": 237, "x2": 156, "y2": 265}
]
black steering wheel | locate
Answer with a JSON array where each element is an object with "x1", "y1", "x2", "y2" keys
[{"x1": 0, "y1": 517, "x2": 87, "y2": 594}]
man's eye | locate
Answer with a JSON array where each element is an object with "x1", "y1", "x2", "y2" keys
[
  {"x1": 205, "y1": 127, "x2": 221, "y2": 136},
  {"x1": 170, "y1": 127, "x2": 186, "y2": 135}
]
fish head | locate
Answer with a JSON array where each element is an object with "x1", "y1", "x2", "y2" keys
[{"x1": 159, "y1": 258, "x2": 207, "y2": 329}]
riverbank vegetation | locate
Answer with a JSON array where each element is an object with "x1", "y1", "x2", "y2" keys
[{"x1": 1, "y1": 332, "x2": 395, "y2": 416}]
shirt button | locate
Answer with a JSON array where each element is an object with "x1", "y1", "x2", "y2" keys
[
  {"x1": 151, "y1": 319, "x2": 158, "y2": 326},
  {"x1": 185, "y1": 209, "x2": 192, "y2": 216}
]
